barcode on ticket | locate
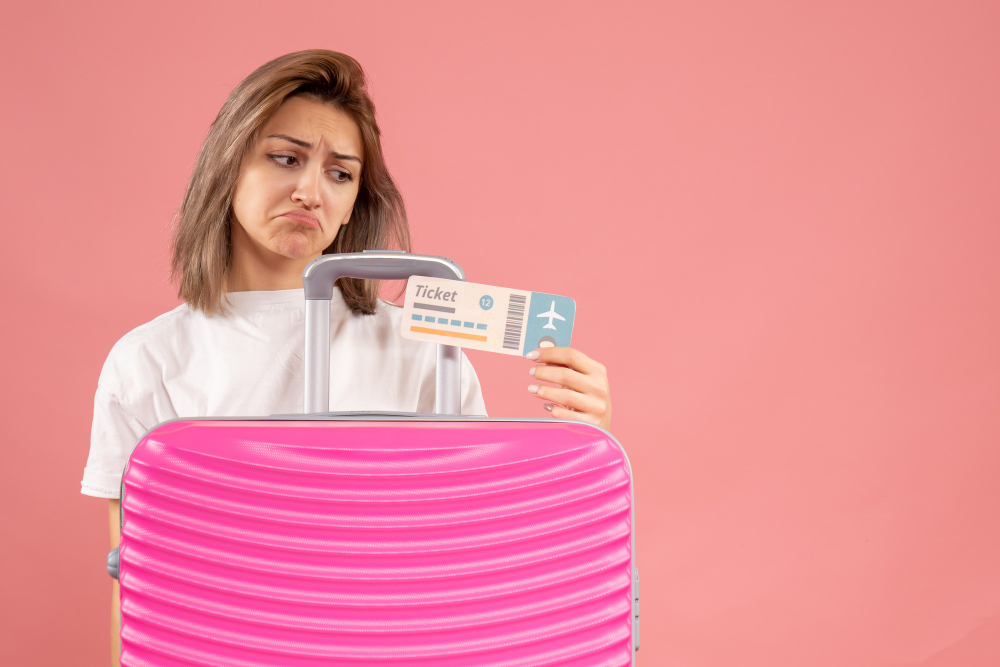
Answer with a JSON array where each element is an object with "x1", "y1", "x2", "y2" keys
[{"x1": 503, "y1": 294, "x2": 527, "y2": 350}]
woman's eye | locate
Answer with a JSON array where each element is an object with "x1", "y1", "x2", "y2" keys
[
  {"x1": 267, "y1": 154, "x2": 351, "y2": 182},
  {"x1": 267, "y1": 153, "x2": 296, "y2": 167}
]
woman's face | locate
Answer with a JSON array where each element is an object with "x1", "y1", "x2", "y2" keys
[{"x1": 231, "y1": 95, "x2": 364, "y2": 262}]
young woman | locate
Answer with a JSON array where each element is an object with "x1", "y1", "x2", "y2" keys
[{"x1": 81, "y1": 49, "x2": 612, "y2": 664}]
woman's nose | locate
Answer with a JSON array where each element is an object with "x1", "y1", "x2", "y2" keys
[{"x1": 291, "y1": 163, "x2": 322, "y2": 208}]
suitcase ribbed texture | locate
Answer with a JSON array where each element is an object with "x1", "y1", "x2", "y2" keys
[{"x1": 120, "y1": 420, "x2": 634, "y2": 666}]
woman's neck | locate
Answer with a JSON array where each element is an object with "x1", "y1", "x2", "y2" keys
[{"x1": 226, "y1": 263, "x2": 310, "y2": 292}]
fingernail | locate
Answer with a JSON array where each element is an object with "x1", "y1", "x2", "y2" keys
[
  {"x1": 526, "y1": 350, "x2": 540, "y2": 360},
  {"x1": 544, "y1": 404, "x2": 553, "y2": 412},
  {"x1": 528, "y1": 366, "x2": 536, "y2": 376},
  {"x1": 528, "y1": 384, "x2": 539, "y2": 394}
]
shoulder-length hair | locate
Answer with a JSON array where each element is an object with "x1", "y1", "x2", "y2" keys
[{"x1": 170, "y1": 49, "x2": 410, "y2": 316}]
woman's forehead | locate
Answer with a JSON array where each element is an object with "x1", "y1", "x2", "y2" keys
[{"x1": 260, "y1": 96, "x2": 363, "y2": 158}]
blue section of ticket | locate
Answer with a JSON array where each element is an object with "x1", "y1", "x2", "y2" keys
[
  {"x1": 400, "y1": 276, "x2": 576, "y2": 356},
  {"x1": 522, "y1": 292, "x2": 577, "y2": 355}
]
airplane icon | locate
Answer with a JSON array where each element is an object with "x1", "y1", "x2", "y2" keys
[{"x1": 537, "y1": 301, "x2": 566, "y2": 330}]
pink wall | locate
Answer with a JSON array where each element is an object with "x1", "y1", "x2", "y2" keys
[{"x1": 2, "y1": 1, "x2": 998, "y2": 664}]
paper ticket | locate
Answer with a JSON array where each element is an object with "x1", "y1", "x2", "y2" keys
[{"x1": 400, "y1": 276, "x2": 576, "y2": 356}]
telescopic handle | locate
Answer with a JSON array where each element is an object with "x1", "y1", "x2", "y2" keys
[{"x1": 302, "y1": 251, "x2": 466, "y2": 415}]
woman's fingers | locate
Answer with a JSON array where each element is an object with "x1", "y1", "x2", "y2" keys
[
  {"x1": 525, "y1": 346, "x2": 612, "y2": 430},
  {"x1": 529, "y1": 383, "x2": 604, "y2": 415},
  {"x1": 546, "y1": 403, "x2": 601, "y2": 424},
  {"x1": 530, "y1": 346, "x2": 607, "y2": 378},
  {"x1": 530, "y1": 363, "x2": 603, "y2": 397}
]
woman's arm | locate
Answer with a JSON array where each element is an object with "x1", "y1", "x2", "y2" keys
[{"x1": 109, "y1": 499, "x2": 121, "y2": 667}]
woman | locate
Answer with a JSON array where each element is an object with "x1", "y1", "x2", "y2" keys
[{"x1": 81, "y1": 49, "x2": 612, "y2": 664}]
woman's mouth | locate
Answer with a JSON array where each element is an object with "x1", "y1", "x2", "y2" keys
[{"x1": 278, "y1": 211, "x2": 320, "y2": 228}]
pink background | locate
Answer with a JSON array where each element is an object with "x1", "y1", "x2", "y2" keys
[{"x1": 2, "y1": 1, "x2": 998, "y2": 665}]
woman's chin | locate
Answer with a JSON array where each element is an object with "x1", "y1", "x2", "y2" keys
[{"x1": 270, "y1": 233, "x2": 321, "y2": 260}]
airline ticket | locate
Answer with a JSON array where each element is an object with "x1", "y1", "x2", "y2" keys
[{"x1": 400, "y1": 276, "x2": 576, "y2": 356}]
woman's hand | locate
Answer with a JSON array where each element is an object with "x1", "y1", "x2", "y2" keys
[{"x1": 526, "y1": 346, "x2": 612, "y2": 431}]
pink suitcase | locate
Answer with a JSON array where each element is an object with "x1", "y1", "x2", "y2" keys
[{"x1": 108, "y1": 252, "x2": 639, "y2": 666}]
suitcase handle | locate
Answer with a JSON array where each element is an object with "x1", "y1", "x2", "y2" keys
[{"x1": 302, "y1": 251, "x2": 466, "y2": 415}]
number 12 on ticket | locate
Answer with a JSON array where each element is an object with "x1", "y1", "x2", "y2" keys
[{"x1": 400, "y1": 276, "x2": 576, "y2": 356}]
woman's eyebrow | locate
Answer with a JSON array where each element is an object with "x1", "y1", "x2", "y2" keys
[{"x1": 266, "y1": 133, "x2": 362, "y2": 164}]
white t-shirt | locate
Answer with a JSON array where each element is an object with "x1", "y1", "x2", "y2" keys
[{"x1": 80, "y1": 287, "x2": 488, "y2": 499}]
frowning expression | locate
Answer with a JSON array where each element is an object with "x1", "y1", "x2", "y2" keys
[{"x1": 231, "y1": 94, "x2": 364, "y2": 260}]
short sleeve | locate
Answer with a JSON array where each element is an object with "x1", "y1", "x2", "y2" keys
[
  {"x1": 80, "y1": 385, "x2": 150, "y2": 499},
  {"x1": 460, "y1": 352, "x2": 489, "y2": 417}
]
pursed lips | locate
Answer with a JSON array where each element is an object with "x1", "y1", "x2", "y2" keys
[{"x1": 279, "y1": 211, "x2": 320, "y2": 228}]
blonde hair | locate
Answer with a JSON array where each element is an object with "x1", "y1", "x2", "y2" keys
[{"x1": 169, "y1": 49, "x2": 410, "y2": 316}]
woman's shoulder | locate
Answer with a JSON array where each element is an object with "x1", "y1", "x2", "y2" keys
[
  {"x1": 108, "y1": 303, "x2": 194, "y2": 351},
  {"x1": 97, "y1": 303, "x2": 199, "y2": 391}
]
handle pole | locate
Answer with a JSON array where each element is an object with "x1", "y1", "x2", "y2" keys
[
  {"x1": 304, "y1": 299, "x2": 332, "y2": 414},
  {"x1": 302, "y1": 251, "x2": 466, "y2": 415}
]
